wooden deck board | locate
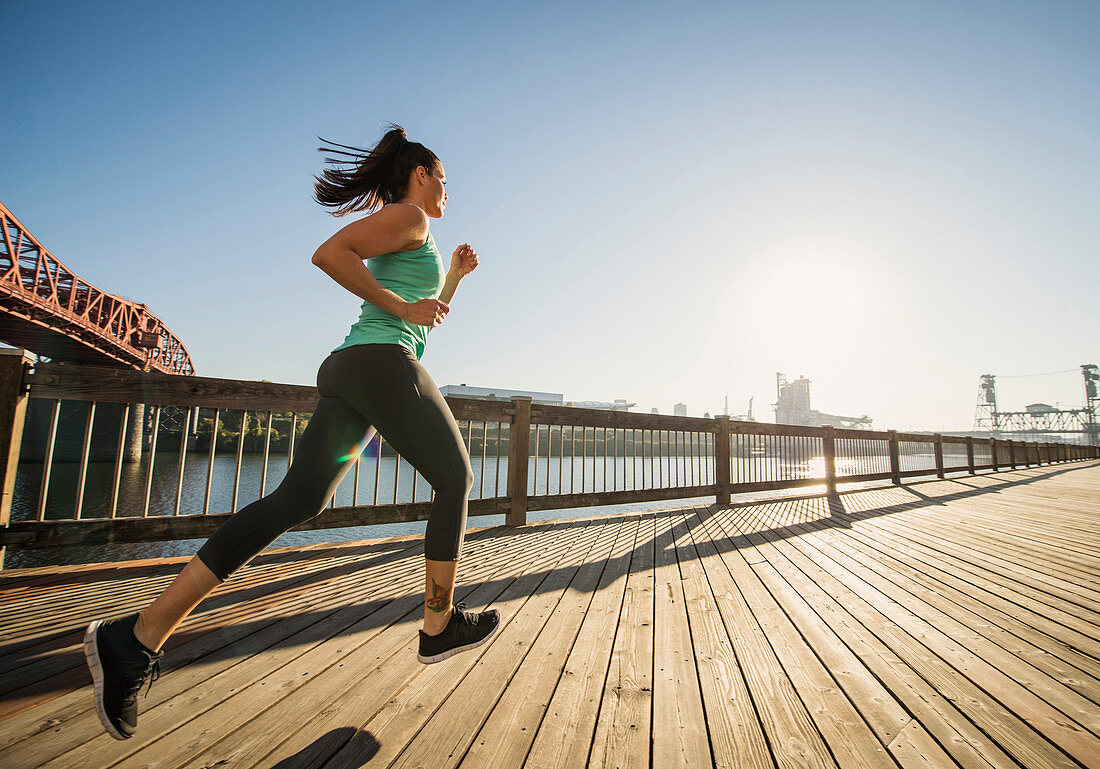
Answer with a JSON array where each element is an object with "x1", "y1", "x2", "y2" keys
[{"x1": 0, "y1": 460, "x2": 1097, "y2": 768}]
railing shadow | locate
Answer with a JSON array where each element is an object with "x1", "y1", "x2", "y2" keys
[{"x1": 0, "y1": 462, "x2": 1091, "y2": 728}]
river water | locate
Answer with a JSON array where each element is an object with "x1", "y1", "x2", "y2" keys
[{"x1": 7, "y1": 449, "x2": 914, "y2": 570}]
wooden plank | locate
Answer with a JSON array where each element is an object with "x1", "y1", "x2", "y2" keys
[
  {"x1": 650, "y1": 510, "x2": 713, "y2": 769},
  {"x1": 389, "y1": 516, "x2": 639, "y2": 769},
  {"x1": 458, "y1": 518, "x2": 631, "y2": 768},
  {"x1": 932, "y1": 507, "x2": 1099, "y2": 581},
  {"x1": 672, "y1": 508, "x2": 772, "y2": 769},
  {"x1": 0, "y1": 536, "x2": 430, "y2": 763},
  {"x1": 255, "y1": 517, "x2": 622, "y2": 769},
  {"x1": 0, "y1": 532, "x2": 442, "y2": 734},
  {"x1": 747, "y1": 558, "x2": 958, "y2": 769},
  {"x1": 870, "y1": 493, "x2": 1100, "y2": 581},
  {"x1": 2, "y1": 525, "x2": 508, "y2": 761},
  {"x1": 857, "y1": 501, "x2": 1100, "y2": 621},
  {"x1": 682, "y1": 506, "x2": 838, "y2": 769},
  {"x1": 835, "y1": 519, "x2": 1100, "y2": 696},
  {"x1": 797, "y1": 517, "x2": 1100, "y2": 738},
  {"x1": 0, "y1": 534, "x2": 415, "y2": 649},
  {"x1": 888, "y1": 499, "x2": 1100, "y2": 588},
  {"x1": 180, "y1": 517, "x2": 613, "y2": 769},
  {"x1": 524, "y1": 484, "x2": 717, "y2": 512},
  {"x1": 522, "y1": 516, "x2": 642, "y2": 769},
  {"x1": 689, "y1": 507, "x2": 897, "y2": 769},
  {"x1": 737, "y1": 519, "x2": 1024, "y2": 769},
  {"x1": 0, "y1": 549, "x2": 349, "y2": 700},
  {"x1": 314, "y1": 518, "x2": 634, "y2": 769},
  {"x1": 33, "y1": 520, "x2": 564, "y2": 769},
  {"x1": 587, "y1": 510, "x2": 656, "y2": 769},
  {"x1": 782, "y1": 521, "x2": 1099, "y2": 768}
]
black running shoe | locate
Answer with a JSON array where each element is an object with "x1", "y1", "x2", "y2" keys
[
  {"x1": 417, "y1": 602, "x2": 500, "y2": 664},
  {"x1": 83, "y1": 613, "x2": 163, "y2": 740}
]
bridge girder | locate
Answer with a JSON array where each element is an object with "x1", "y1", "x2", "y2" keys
[{"x1": 0, "y1": 201, "x2": 194, "y2": 375}]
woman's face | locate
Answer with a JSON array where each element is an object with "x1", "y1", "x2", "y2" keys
[{"x1": 423, "y1": 164, "x2": 447, "y2": 218}]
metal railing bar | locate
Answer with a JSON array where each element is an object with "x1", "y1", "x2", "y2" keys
[
  {"x1": 36, "y1": 398, "x2": 61, "y2": 522},
  {"x1": 143, "y1": 405, "x2": 162, "y2": 517},
  {"x1": 532, "y1": 422, "x2": 539, "y2": 495},
  {"x1": 353, "y1": 453, "x2": 361, "y2": 506},
  {"x1": 173, "y1": 406, "x2": 193, "y2": 515},
  {"x1": 373, "y1": 437, "x2": 381, "y2": 506},
  {"x1": 74, "y1": 401, "x2": 96, "y2": 520},
  {"x1": 231, "y1": 410, "x2": 247, "y2": 514},
  {"x1": 108, "y1": 403, "x2": 129, "y2": 519},
  {"x1": 392, "y1": 448, "x2": 400, "y2": 504},
  {"x1": 203, "y1": 409, "x2": 219, "y2": 514},
  {"x1": 259, "y1": 411, "x2": 273, "y2": 498},
  {"x1": 288, "y1": 414, "x2": 297, "y2": 469},
  {"x1": 480, "y1": 421, "x2": 488, "y2": 499}
]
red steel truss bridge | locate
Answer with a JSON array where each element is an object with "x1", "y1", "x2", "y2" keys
[{"x1": 0, "y1": 200, "x2": 194, "y2": 375}]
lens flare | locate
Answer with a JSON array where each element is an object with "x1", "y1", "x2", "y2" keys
[{"x1": 338, "y1": 433, "x2": 375, "y2": 464}]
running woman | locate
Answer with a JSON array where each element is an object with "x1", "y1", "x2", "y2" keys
[{"x1": 83, "y1": 124, "x2": 499, "y2": 740}]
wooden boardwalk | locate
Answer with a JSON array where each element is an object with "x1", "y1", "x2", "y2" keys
[{"x1": 1, "y1": 461, "x2": 1098, "y2": 769}]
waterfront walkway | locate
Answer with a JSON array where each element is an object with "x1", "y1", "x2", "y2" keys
[{"x1": 0, "y1": 462, "x2": 1098, "y2": 768}]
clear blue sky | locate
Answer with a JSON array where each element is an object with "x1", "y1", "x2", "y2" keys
[{"x1": 5, "y1": 0, "x2": 1097, "y2": 431}]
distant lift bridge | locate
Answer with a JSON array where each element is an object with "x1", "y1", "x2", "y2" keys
[
  {"x1": 0, "y1": 200, "x2": 194, "y2": 375},
  {"x1": 974, "y1": 365, "x2": 1099, "y2": 445}
]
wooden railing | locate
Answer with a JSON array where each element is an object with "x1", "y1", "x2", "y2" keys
[{"x1": 1, "y1": 349, "x2": 1096, "y2": 567}]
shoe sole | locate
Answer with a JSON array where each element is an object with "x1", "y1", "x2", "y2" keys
[
  {"x1": 417, "y1": 620, "x2": 500, "y2": 664},
  {"x1": 83, "y1": 621, "x2": 129, "y2": 741}
]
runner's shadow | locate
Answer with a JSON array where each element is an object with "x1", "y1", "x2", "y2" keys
[{"x1": 269, "y1": 727, "x2": 379, "y2": 768}]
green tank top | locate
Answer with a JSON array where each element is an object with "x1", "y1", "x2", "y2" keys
[{"x1": 332, "y1": 231, "x2": 446, "y2": 360}]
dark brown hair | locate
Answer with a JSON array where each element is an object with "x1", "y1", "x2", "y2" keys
[{"x1": 313, "y1": 123, "x2": 440, "y2": 216}]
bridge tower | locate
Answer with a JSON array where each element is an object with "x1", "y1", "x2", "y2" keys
[
  {"x1": 974, "y1": 374, "x2": 998, "y2": 433},
  {"x1": 1084, "y1": 364, "x2": 1099, "y2": 444}
]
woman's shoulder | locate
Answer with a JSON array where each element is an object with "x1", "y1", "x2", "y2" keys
[
  {"x1": 376, "y1": 203, "x2": 429, "y2": 228},
  {"x1": 369, "y1": 204, "x2": 430, "y2": 251}
]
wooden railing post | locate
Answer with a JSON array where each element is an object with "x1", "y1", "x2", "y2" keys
[
  {"x1": 0, "y1": 350, "x2": 33, "y2": 570},
  {"x1": 822, "y1": 425, "x2": 837, "y2": 495},
  {"x1": 933, "y1": 434, "x2": 945, "y2": 479},
  {"x1": 506, "y1": 396, "x2": 532, "y2": 527},
  {"x1": 888, "y1": 430, "x2": 901, "y2": 485},
  {"x1": 990, "y1": 438, "x2": 999, "y2": 472},
  {"x1": 1008, "y1": 439, "x2": 1017, "y2": 469},
  {"x1": 966, "y1": 436, "x2": 975, "y2": 475},
  {"x1": 715, "y1": 416, "x2": 731, "y2": 505}
]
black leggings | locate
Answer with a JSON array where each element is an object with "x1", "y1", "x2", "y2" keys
[{"x1": 196, "y1": 344, "x2": 474, "y2": 582}]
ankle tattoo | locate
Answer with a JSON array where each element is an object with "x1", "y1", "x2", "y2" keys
[{"x1": 426, "y1": 579, "x2": 449, "y2": 613}]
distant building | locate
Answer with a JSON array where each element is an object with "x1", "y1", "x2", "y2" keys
[
  {"x1": 564, "y1": 398, "x2": 635, "y2": 411},
  {"x1": 440, "y1": 385, "x2": 633, "y2": 411},
  {"x1": 773, "y1": 373, "x2": 872, "y2": 429},
  {"x1": 673, "y1": 403, "x2": 687, "y2": 416},
  {"x1": 440, "y1": 384, "x2": 562, "y2": 405}
]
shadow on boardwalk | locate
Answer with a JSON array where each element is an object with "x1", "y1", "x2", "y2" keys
[
  {"x1": 0, "y1": 461, "x2": 1097, "y2": 769},
  {"x1": 0, "y1": 463, "x2": 1089, "y2": 705}
]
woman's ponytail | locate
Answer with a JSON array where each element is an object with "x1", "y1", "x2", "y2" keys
[{"x1": 313, "y1": 123, "x2": 440, "y2": 216}]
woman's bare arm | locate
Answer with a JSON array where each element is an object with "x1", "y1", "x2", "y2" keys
[{"x1": 311, "y1": 205, "x2": 448, "y2": 326}]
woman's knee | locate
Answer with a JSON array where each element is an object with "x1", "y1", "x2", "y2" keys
[{"x1": 434, "y1": 456, "x2": 474, "y2": 497}]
